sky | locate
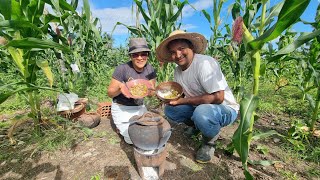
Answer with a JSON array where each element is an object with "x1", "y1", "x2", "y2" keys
[{"x1": 85, "y1": 0, "x2": 319, "y2": 47}]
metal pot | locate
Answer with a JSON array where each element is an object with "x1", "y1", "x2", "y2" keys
[{"x1": 128, "y1": 112, "x2": 171, "y2": 150}]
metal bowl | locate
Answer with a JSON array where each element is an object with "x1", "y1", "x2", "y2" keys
[{"x1": 155, "y1": 81, "x2": 183, "y2": 102}]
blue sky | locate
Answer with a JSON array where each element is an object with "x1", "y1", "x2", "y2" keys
[{"x1": 87, "y1": 0, "x2": 319, "y2": 47}]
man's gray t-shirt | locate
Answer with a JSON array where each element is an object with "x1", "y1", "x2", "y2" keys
[{"x1": 112, "y1": 61, "x2": 156, "y2": 106}]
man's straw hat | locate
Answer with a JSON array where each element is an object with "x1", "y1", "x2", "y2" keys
[{"x1": 156, "y1": 30, "x2": 207, "y2": 62}]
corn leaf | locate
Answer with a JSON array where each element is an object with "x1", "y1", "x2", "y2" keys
[
  {"x1": 0, "y1": 0, "x2": 11, "y2": 20},
  {"x1": 11, "y1": 0, "x2": 22, "y2": 20},
  {"x1": 43, "y1": 0, "x2": 76, "y2": 13},
  {"x1": 36, "y1": 59, "x2": 54, "y2": 87},
  {"x1": 71, "y1": 0, "x2": 79, "y2": 10},
  {"x1": 248, "y1": 0, "x2": 311, "y2": 50},
  {"x1": 232, "y1": 94, "x2": 259, "y2": 174},
  {"x1": 0, "y1": 20, "x2": 43, "y2": 34},
  {"x1": 7, "y1": 47, "x2": 25, "y2": 76},
  {"x1": 83, "y1": 0, "x2": 90, "y2": 24},
  {"x1": 0, "y1": 87, "x2": 38, "y2": 104},
  {"x1": 202, "y1": 10, "x2": 211, "y2": 24},
  {"x1": 44, "y1": 13, "x2": 70, "y2": 24},
  {"x1": 275, "y1": 30, "x2": 320, "y2": 56},
  {"x1": 4, "y1": 38, "x2": 70, "y2": 52},
  {"x1": 252, "y1": 130, "x2": 284, "y2": 141}
]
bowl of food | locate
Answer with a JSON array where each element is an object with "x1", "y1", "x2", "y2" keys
[
  {"x1": 155, "y1": 81, "x2": 183, "y2": 102},
  {"x1": 123, "y1": 79, "x2": 153, "y2": 99}
]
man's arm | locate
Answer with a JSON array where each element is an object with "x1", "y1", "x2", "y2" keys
[{"x1": 169, "y1": 90, "x2": 224, "y2": 106}]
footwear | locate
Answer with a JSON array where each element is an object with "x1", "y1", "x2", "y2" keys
[
  {"x1": 195, "y1": 144, "x2": 215, "y2": 163},
  {"x1": 183, "y1": 126, "x2": 200, "y2": 138}
]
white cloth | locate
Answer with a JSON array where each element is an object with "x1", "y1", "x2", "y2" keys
[
  {"x1": 174, "y1": 54, "x2": 239, "y2": 111},
  {"x1": 56, "y1": 93, "x2": 79, "y2": 111},
  {"x1": 111, "y1": 102, "x2": 147, "y2": 144},
  {"x1": 70, "y1": 63, "x2": 80, "y2": 73}
]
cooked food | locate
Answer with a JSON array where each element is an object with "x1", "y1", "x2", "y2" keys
[
  {"x1": 164, "y1": 89, "x2": 179, "y2": 99},
  {"x1": 158, "y1": 89, "x2": 179, "y2": 99},
  {"x1": 129, "y1": 83, "x2": 148, "y2": 97}
]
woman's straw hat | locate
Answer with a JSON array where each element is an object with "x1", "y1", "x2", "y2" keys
[
  {"x1": 156, "y1": 30, "x2": 207, "y2": 62},
  {"x1": 128, "y1": 38, "x2": 151, "y2": 54}
]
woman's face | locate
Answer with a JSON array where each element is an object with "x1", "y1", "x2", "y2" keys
[{"x1": 130, "y1": 51, "x2": 149, "y2": 72}]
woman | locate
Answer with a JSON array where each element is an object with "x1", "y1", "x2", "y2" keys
[{"x1": 107, "y1": 38, "x2": 157, "y2": 144}]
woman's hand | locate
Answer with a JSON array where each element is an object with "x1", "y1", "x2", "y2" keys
[{"x1": 119, "y1": 82, "x2": 132, "y2": 98}]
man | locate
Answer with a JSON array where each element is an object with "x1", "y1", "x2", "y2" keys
[{"x1": 156, "y1": 30, "x2": 239, "y2": 163}]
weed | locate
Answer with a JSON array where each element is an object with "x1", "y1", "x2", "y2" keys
[
  {"x1": 90, "y1": 172, "x2": 102, "y2": 180},
  {"x1": 279, "y1": 169, "x2": 299, "y2": 180}
]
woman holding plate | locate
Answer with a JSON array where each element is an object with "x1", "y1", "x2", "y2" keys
[{"x1": 107, "y1": 38, "x2": 157, "y2": 144}]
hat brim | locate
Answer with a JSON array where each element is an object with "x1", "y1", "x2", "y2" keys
[
  {"x1": 129, "y1": 48, "x2": 151, "y2": 54},
  {"x1": 156, "y1": 32, "x2": 207, "y2": 62}
]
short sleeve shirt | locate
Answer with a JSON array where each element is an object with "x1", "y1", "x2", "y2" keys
[
  {"x1": 112, "y1": 61, "x2": 156, "y2": 106},
  {"x1": 174, "y1": 54, "x2": 239, "y2": 111}
]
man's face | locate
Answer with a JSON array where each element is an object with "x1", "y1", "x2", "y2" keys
[{"x1": 168, "y1": 40, "x2": 194, "y2": 70}]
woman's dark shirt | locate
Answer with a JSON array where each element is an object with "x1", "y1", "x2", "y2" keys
[{"x1": 112, "y1": 61, "x2": 156, "y2": 106}]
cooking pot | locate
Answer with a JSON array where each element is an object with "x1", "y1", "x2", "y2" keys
[{"x1": 128, "y1": 112, "x2": 171, "y2": 150}]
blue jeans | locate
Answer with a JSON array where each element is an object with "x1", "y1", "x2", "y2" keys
[{"x1": 164, "y1": 104, "x2": 238, "y2": 139}]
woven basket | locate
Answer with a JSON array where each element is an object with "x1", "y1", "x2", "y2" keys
[{"x1": 58, "y1": 102, "x2": 86, "y2": 120}]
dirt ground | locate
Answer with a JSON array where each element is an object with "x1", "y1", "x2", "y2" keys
[{"x1": 0, "y1": 111, "x2": 319, "y2": 180}]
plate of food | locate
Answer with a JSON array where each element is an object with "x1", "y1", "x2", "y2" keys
[
  {"x1": 122, "y1": 79, "x2": 153, "y2": 99},
  {"x1": 155, "y1": 81, "x2": 183, "y2": 102}
]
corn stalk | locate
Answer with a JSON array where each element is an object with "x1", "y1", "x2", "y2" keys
[
  {"x1": 0, "y1": 0, "x2": 74, "y2": 135},
  {"x1": 231, "y1": 0, "x2": 311, "y2": 179},
  {"x1": 112, "y1": 0, "x2": 190, "y2": 82}
]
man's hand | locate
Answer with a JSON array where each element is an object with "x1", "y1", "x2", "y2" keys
[{"x1": 168, "y1": 97, "x2": 183, "y2": 106}]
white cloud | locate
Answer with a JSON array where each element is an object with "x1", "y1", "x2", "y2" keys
[
  {"x1": 182, "y1": 0, "x2": 213, "y2": 17},
  {"x1": 89, "y1": 0, "x2": 213, "y2": 36},
  {"x1": 92, "y1": 7, "x2": 137, "y2": 35},
  {"x1": 180, "y1": 24, "x2": 198, "y2": 31}
]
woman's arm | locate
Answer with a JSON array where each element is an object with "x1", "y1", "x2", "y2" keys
[{"x1": 107, "y1": 78, "x2": 125, "y2": 98}]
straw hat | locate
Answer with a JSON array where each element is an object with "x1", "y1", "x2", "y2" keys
[
  {"x1": 128, "y1": 38, "x2": 151, "y2": 54},
  {"x1": 156, "y1": 30, "x2": 207, "y2": 62}
]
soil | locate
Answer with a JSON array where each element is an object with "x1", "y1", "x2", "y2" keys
[{"x1": 0, "y1": 110, "x2": 319, "y2": 180}]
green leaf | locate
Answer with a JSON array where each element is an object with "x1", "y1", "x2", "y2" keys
[
  {"x1": 43, "y1": 0, "x2": 76, "y2": 13},
  {"x1": 264, "y1": 2, "x2": 284, "y2": 26},
  {"x1": 4, "y1": 38, "x2": 70, "y2": 52},
  {"x1": 7, "y1": 47, "x2": 25, "y2": 76},
  {"x1": 36, "y1": 59, "x2": 54, "y2": 87},
  {"x1": 275, "y1": 30, "x2": 320, "y2": 56},
  {"x1": 252, "y1": 130, "x2": 284, "y2": 141},
  {"x1": 201, "y1": 10, "x2": 211, "y2": 24},
  {"x1": 83, "y1": 0, "x2": 90, "y2": 24},
  {"x1": 0, "y1": 0, "x2": 11, "y2": 20},
  {"x1": 0, "y1": 87, "x2": 38, "y2": 104},
  {"x1": 232, "y1": 94, "x2": 259, "y2": 166},
  {"x1": 0, "y1": 92, "x2": 12, "y2": 104},
  {"x1": 0, "y1": 20, "x2": 43, "y2": 34},
  {"x1": 248, "y1": 0, "x2": 311, "y2": 50}
]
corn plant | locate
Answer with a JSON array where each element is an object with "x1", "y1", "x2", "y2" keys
[
  {"x1": 0, "y1": 0, "x2": 76, "y2": 136},
  {"x1": 202, "y1": 0, "x2": 252, "y2": 101},
  {"x1": 113, "y1": 0, "x2": 191, "y2": 82},
  {"x1": 230, "y1": 0, "x2": 311, "y2": 179},
  {"x1": 268, "y1": 4, "x2": 320, "y2": 132}
]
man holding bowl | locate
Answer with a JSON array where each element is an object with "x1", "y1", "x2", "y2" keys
[{"x1": 156, "y1": 30, "x2": 239, "y2": 163}]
